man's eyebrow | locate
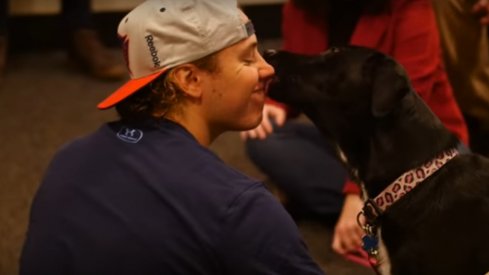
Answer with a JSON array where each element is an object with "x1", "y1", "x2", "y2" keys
[{"x1": 243, "y1": 41, "x2": 258, "y2": 53}]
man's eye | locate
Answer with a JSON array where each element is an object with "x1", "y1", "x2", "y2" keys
[{"x1": 243, "y1": 55, "x2": 256, "y2": 64}]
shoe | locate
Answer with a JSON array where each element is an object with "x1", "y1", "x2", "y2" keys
[
  {"x1": 0, "y1": 35, "x2": 7, "y2": 78},
  {"x1": 69, "y1": 29, "x2": 126, "y2": 81}
]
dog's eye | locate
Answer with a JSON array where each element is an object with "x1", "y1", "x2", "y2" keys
[
  {"x1": 289, "y1": 75, "x2": 300, "y2": 83},
  {"x1": 330, "y1": 47, "x2": 340, "y2": 53},
  {"x1": 321, "y1": 47, "x2": 340, "y2": 57}
]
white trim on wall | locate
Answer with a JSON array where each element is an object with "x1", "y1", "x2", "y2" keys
[
  {"x1": 239, "y1": 0, "x2": 285, "y2": 4},
  {"x1": 11, "y1": 0, "x2": 286, "y2": 15}
]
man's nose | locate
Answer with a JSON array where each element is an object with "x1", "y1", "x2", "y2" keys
[
  {"x1": 260, "y1": 60, "x2": 275, "y2": 77},
  {"x1": 257, "y1": 54, "x2": 275, "y2": 77}
]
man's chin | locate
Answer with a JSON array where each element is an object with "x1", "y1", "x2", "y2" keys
[
  {"x1": 234, "y1": 113, "x2": 263, "y2": 132},
  {"x1": 247, "y1": 113, "x2": 263, "y2": 130}
]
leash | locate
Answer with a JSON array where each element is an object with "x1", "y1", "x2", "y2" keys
[
  {"x1": 357, "y1": 205, "x2": 382, "y2": 275},
  {"x1": 358, "y1": 184, "x2": 383, "y2": 274}
]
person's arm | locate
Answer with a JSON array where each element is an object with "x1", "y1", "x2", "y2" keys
[
  {"x1": 217, "y1": 183, "x2": 325, "y2": 275},
  {"x1": 391, "y1": 0, "x2": 468, "y2": 143},
  {"x1": 331, "y1": 180, "x2": 364, "y2": 255},
  {"x1": 390, "y1": 0, "x2": 442, "y2": 102}
]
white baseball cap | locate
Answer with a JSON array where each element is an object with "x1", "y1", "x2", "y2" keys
[{"x1": 98, "y1": 0, "x2": 255, "y2": 109}]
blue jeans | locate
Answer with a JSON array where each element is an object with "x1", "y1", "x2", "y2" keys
[{"x1": 246, "y1": 121, "x2": 347, "y2": 219}]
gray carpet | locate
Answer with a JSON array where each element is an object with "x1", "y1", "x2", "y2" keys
[{"x1": 0, "y1": 43, "x2": 373, "y2": 275}]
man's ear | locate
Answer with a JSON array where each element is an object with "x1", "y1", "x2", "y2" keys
[
  {"x1": 369, "y1": 56, "x2": 410, "y2": 117},
  {"x1": 170, "y1": 64, "x2": 204, "y2": 98}
]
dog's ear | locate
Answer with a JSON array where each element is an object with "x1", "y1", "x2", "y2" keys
[{"x1": 369, "y1": 55, "x2": 410, "y2": 118}]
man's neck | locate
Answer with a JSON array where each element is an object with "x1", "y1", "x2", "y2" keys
[{"x1": 165, "y1": 110, "x2": 216, "y2": 147}]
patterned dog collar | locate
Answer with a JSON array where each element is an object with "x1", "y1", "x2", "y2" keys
[{"x1": 366, "y1": 148, "x2": 459, "y2": 217}]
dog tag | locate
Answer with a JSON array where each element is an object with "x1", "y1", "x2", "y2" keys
[{"x1": 362, "y1": 234, "x2": 378, "y2": 252}]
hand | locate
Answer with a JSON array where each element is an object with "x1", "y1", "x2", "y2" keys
[
  {"x1": 331, "y1": 193, "x2": 365, "y2": 255},
  {"x1": 473, "y1": 0, "x2": 489, "y2": 25},
  {"x1": 240, "y1": 104, "x2": 286, "y2": 140}
]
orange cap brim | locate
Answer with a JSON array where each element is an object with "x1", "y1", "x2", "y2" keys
[{"x1": 97, "y1": 69, "x2": 168, "y2": 110}]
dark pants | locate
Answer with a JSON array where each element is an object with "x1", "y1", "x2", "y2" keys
[
  {"x1": 246, "y1": 121, "x2": 347, "y2": 219},
  {"x1": 0, "y1": 0, "x2": 7, "y2": 35},
  {"x1": 465, "y1": 114, "x2": 489, "y2": 156},
  {"x1": 0, "y1": 0, "x2": 93, "y2": 35},
  {"x1": 61, "y1": 0, "x2": 93, "y2": 33},
  {"x1": 433, "y1": 0, "x2": 489, "y2": 151}
]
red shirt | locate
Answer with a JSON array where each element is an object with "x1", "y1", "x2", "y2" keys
[{"x1": 279, "y1": 0, "x2": 469, "y2": 194}]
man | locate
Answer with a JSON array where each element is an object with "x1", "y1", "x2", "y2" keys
[{"x1": 20, "y1": 0, "x2": 325, "y2": 274}]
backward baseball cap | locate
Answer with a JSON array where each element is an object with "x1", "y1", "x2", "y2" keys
[{"x1": 97, "y1": 0, "x2": 255, "y2": 110}]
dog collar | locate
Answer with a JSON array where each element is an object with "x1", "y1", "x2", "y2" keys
[
  {"x1": 364, "y1": 147, "x2": 459, "y2": 219},
  {"x1": 357, "y1": 147, "x2": 459, "y2": 272}
]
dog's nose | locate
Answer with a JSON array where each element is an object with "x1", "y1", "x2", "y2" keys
[{"x1": 263, "y1": 49, "x2": 278, "y2": 59}]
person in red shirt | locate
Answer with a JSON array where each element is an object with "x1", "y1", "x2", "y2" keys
[{"x1": 242, "y1": 0, "x2": 468, "y2": 259}]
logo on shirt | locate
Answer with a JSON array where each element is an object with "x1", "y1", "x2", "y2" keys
[{"x1": 117, "y1": 127, "x2": 143, "y2": 143}]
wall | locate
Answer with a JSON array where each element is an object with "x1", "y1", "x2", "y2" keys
[
  {"x1": 7, "y1": 0, "x2": 283, "y2": 51},
  {"x1": 11, "y1": 0, "x2": 286, "y2": 15}
]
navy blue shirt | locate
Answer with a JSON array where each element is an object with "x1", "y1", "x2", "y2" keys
[{"x1": 21, "y1": 120, "x2": 324, "y2": 275}]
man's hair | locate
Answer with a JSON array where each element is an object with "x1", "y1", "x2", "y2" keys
[{"x1": 115, "y1": 53, "x2": 218, "y2": 124}]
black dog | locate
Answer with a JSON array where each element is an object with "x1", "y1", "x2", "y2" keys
[{"x1": 264, "y1": 46, "x2": 489, "y2": 275}]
